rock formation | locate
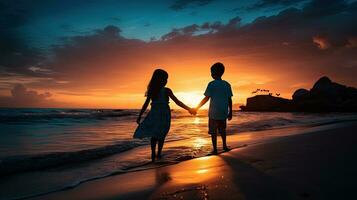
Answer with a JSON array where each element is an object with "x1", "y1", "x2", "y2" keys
[{"x1": 240, "y1": 76, "x2": 357, "y2": 112}]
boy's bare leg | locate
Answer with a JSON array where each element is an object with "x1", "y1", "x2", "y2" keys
[
  {"x1": 211, "y1": 134, "x2": 218, "y2": 154},
  {"x1": 150, "y1": 137, "x2": 157, "y2": 162},
  {"x1": 157, "y1": 139, "x2": 164, "y2": 159},
  {"x1": 221, "y1": 133, "x2": 230, "y2": 151}
]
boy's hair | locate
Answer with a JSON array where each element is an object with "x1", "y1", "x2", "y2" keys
[{"x1": 211, "y1": 62, "x2": 225, "y2": 77}]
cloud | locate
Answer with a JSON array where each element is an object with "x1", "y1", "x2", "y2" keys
[
  {"x1": 11, "y1": 84, "x2": 51, "y2": 99},
  {"x1": 302, "y1": 0, "x2": 348, "y2": 18},
  {"x1": 170, "y1": 0, "x2": 214, "y2": 11},
  {"x1": 313, "y1": 36, "x2": 331, "y2": 49},
  {"x1": 346, "y1": 37, "x2": 357, "y2": 48},
  {"x1": 0, "y1": 84, "x2": 54, "y2": 107},
  {"x1": 161, "y1": 16, "x2": 241, "y2": 40},
  {"x1": 245, "y1": 0, "x2": 348, "y2": 17},
  {"x1": 246, "y1": 0, "x2": 308, "y2": 10},
  {"x1": 0, "y1": 0, "x2": 47, "y2": 78},
  {"x1": 0, "y1": 23, "x2": 44, "y2": 76}
]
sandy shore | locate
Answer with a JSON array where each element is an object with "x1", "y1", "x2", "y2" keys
[{"x1": 31, "y1": 121, "x2": 357, "y2": 200}]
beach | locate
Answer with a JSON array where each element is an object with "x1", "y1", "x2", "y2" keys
[
  {"x1": 3, "y1": 109, "x2": 355, "y2": 198},
  {"x1": 26, "y1": 121, "x2": 357, "y2": 200}
]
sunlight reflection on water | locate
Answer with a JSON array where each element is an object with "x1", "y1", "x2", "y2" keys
[
  {"x1": 193, "y1": 117, "x2": 200, "y2": 124},
  {"x1": 193, "y1": 137, "x2": 209, "y2": 148}
]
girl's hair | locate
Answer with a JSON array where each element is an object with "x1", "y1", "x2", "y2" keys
[{"x1": 146, "y1": 69, "x2": 168, "y2": 99}]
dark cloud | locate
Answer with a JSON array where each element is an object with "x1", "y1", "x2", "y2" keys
[
  {"x1": 245, "y1": 0, "x2": 357, "y2": 46},
  {"x1": 0, "y1": 0, "x2": 30, "y2": 30},
  {"x1": 161, "y1": 16, "x2": 241, "y2": 40},
  {"x1": 170, "y1": 0, "x2": 214, "y2": 11},
  {"x1": 0, "y1": 84, "x2": 54, "y2": 108},
  {"x1": 246, "y1": 0, "x2": 308, "y2": 10},
  {"x1": 11, "y1": 84, "x2": 51, "y2": 99},
  {"x1": 0, "y1": 33, "x2": 44, "y2": 76},
  {"x1": 0, "y1": 0, "x2": 47, "y2": 78},
  {"x1": 302, "y1": 0, "x2": 348, "y2": 18},
  {"x1": 0, "y1": 0, "x2": 113, "y2": 76}
]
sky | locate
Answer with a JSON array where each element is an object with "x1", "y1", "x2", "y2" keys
[{"x1": 0, "y1": 0, "x2": 357, "y2": 108}]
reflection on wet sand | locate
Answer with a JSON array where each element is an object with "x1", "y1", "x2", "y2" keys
[
  {"x1": 150, "y1": 155, "x2": 237, "y2": 200},
  {"x1": 165, "y1": 156, "x2": 225, "y2": 184}
]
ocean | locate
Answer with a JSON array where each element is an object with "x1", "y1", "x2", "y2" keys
[{"x1": 1, "y1": 108, "x2": 356, "y2": 199}]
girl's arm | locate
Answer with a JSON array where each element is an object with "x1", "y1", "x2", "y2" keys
[
  {"x1": 137, "y1": 96, "x2": 150, "y2": 124},
  {"x1": 166, "y1": 88, "x2": 191, "y2": 111}
]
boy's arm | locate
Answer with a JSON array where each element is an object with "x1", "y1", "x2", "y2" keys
[
  {"x1": 228, "y1": 97, "x2": 232, "y2": 120},
  {"x1": 137, "y1": 96, "x2": 150, "y2": 124},
  {"x1": 196, "y1": 96, "x2": 210, "y2": 110},
  {"x1": 196, "y1": 82, "x2": 211, "y2": 111}
]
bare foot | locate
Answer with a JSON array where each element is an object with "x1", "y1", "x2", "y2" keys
[
  {"x1": 151, "y1": 152, "x2": 156, "y2": 162},
  {"x1": 210, "y1": 149, "x2": 218, "y2": 155},
  {"x1": 223, "y1": 146, "x2": 231, "y2": 152}
]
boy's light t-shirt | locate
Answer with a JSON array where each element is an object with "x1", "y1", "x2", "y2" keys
[{"x1": 204, "y1": 79, "x2": 233, "y2": 120}]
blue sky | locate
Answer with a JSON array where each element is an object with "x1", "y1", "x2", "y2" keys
[{"x1": 17, "y1": 0, "x2": 307, "y2": 48}]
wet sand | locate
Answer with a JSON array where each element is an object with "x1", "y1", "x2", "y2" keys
[{"x1": 30, "y1": 121, "x2": 357, "y2": 200}]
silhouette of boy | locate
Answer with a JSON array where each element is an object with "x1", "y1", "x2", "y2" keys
[{"x1": 196, "y1": 62, "x2": 233, "y2": 154}]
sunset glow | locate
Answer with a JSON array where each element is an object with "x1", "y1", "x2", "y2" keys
[
  {"x1": 193, "y1": 137, "x2": 209, "y2": 148},
  {"x1": 176, "y1": 92, "x2": 206, "y2": 108},
  {"x1": 0, "y1": 0, "x2": 356, "y2": 109}
]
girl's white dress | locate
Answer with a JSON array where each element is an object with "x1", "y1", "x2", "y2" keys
[{"x1": 133, "y1": 87, "x2": 171, "y2": 140}]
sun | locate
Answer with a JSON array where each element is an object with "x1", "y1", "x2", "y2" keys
[{"x1": 175, "y1": 91, "x2": 208, "y2": 108}]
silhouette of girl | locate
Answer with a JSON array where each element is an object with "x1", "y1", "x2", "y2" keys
[{"x1": 134, "y1": 69, "x2": 195, "y2": 162}]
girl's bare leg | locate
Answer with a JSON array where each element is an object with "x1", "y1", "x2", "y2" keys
[
  {"x1": 150, "y1": 137, "x2": 157, "y2": 162},
  {"x1": 157, "y1": 139, "x2": 164, "y2": 159}
]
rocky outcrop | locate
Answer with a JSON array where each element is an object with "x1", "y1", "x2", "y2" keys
[
  {"x1": 240, "y1": 95, "x2": 293, "y2": 112},
  {"x1": 292, "y1": 89, "x2": 309, "y2": 101},
  {"x1": 240, "y1": 76, "x2": 357, "y2": 112}
]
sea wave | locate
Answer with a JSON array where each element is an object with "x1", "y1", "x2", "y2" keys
[
  {"x1": 231, "y1": 113, "x2": 357, "y2": 133},
  {"x1": 0, "y1": 140, "x2": 146, "y2": 176},
  {"x1": 236, "y1": 117, "x2": 297, "y2": 132},
  {"x1": 0, "y1": 108, "x2": 136, "y2": 123}
]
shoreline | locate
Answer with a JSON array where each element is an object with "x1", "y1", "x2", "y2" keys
[{"x1": 26, "y1": 121, "x2": 357, "y2": 200}]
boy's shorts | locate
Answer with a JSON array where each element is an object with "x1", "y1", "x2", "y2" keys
[{"x1": 208, "y1": 119, "x2": 226, "y2": 135}]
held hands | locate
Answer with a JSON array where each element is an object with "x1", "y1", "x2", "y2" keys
[{"x1": 188, "y1": 107, "x2": 197, "y2": 115}]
